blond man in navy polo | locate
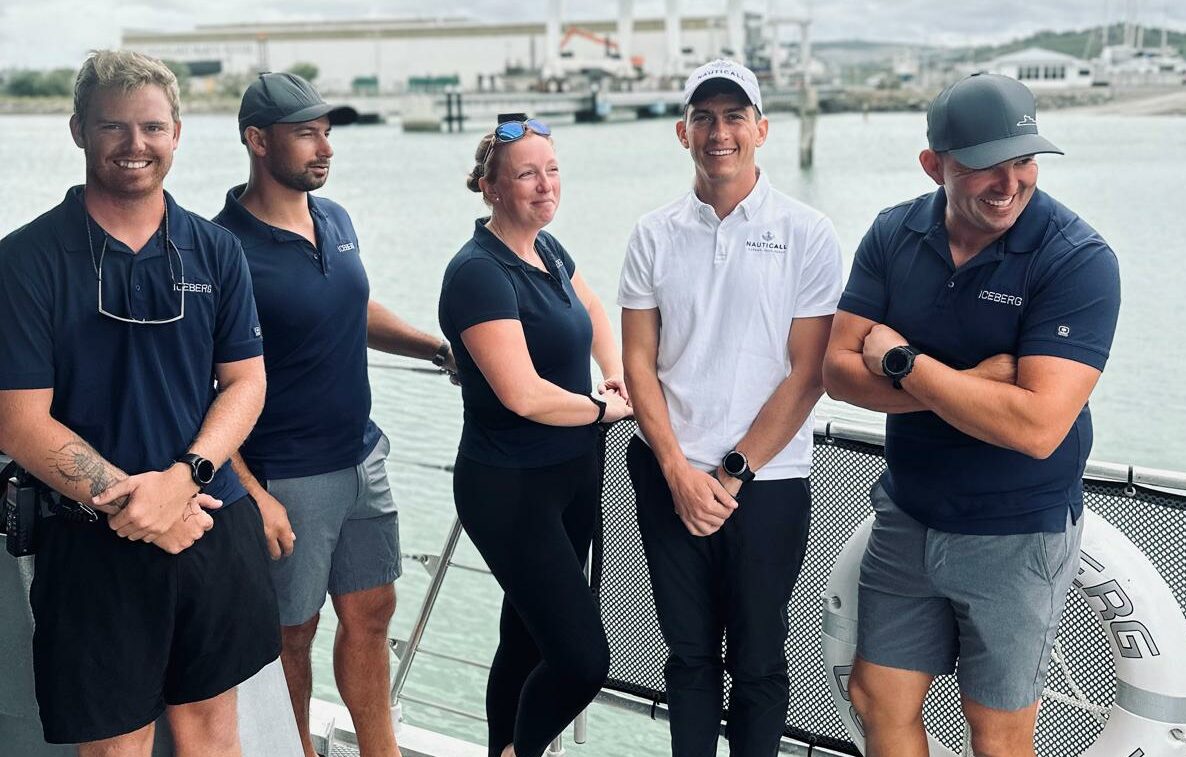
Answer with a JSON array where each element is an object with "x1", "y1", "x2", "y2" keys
[
  {"x1": 619, "y1": 60, "x2": 843, "y2": 756},
  {"x1": 0, "y1": 50, "x2": 278, "y2": 754},
  {"x1": 214, "y1": 73, "x2": 454, "y2": 757},
  {"x1": 824, "y1": 74, "x2": 1121, "y2": 756}
]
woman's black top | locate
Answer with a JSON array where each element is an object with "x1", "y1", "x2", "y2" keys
[{"x1": 439, "y1": 219, "x2": 595, "y2": 468}]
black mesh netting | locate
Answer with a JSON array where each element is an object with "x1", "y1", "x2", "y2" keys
[{"x1": 590, "y1": 420, "x2": 1186, "y2": 755}]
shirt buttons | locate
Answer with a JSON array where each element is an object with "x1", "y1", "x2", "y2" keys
[
  {"x1": 313, "y1": 253, "x2": 320, "y2": 260},
  {"x1": 947, "y1": 280, "x2": 955, "y2": 288},
  {"x1": 135, "y1": 284, "x2": 142, "y2": 292}
]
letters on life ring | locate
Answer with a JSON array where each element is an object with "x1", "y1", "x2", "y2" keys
[{"x1": 821, "y1": 509, "x2": 1186, "y2": 756}]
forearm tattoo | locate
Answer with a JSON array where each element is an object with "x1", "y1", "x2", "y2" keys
[{"x1": 46, "y1": 441, "x2": 129, "y2": 510}]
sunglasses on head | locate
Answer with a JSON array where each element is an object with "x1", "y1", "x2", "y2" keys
[
  {"x1": 484, "y1": 119, "x2": 552, "y2": 164},
  {"x1": 495, "y1": 118, "x2": 551, "y2": 143}
]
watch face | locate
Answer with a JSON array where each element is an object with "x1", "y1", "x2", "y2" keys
[
  {"x1": 884, "y1": 348, "x2": 908, "y2": 376},
  {"x1": 723, "y1": 451, "x2": 746, "y2": 476},
  {"x1": 194, "y1": 458, "x2": 216, "y2": 485}
]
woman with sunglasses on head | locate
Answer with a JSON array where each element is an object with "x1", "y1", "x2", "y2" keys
[{"x1": 438, "y1": 115, "x2": 631, "y2": 757}]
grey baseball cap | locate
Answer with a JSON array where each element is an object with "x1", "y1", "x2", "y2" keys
[
  {"x1": 237, "y1": 72, "x2": 357, "y2": 140},
  {"x1": 682, "y1": 59, "x2": 763, "y2": 113},
  {"x1": 927, "y1": 73, "x2": 1062, "y2": 170}
]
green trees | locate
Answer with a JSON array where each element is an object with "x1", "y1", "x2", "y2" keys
[
  {"x1": 286, "y1": 62, "x2": 319, "y2": 83},
  {"x1": 4, "y1": 69, "x2": 75, "y2": 97}
]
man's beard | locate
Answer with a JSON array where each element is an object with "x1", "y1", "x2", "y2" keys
[{"x1": 271, "y1": 160, "x2": 328, "y2": 192}]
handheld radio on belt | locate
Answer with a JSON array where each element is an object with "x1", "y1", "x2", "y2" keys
[
  {"x1": 3, "y1": 459, "x2": 40, "y2": 557},
  {"x1": 2, "y1": 458, "x2": 100, "y2": 558}
]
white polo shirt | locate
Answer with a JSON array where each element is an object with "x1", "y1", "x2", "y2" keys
[{"x1": 618, "y1": 170, "x2": 843, "y2": 480}]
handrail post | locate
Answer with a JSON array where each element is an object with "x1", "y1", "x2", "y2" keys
[
  {"x1": 390, "y1": 516, "x2": 466, "y2": 705},
  {"x1": 573, "y1": 551, "x2": 592, "y2": 743}
]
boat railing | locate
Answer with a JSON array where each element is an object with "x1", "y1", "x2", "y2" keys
[{"x1": 384, "y1": 404, "x2": 1186, "y2": 756}]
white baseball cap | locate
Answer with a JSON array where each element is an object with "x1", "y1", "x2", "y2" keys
[{"x1": 682, "y1": 59, "x2": 763, "y2": 113}]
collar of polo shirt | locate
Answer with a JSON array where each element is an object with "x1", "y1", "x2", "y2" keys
[
  {"x1": 905, "y1": 186, "x2": 1053, "y2": 256},
  {"x1": 59, "y1": 186, "x2": 196, "y2": 254},
  {"x1": 689, "y1": 169, "x2": 771, "y2": 224}
]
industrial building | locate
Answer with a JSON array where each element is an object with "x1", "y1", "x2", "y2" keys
[{"x1": 121, "y1": 2, "x2": 806, "y2": 95}]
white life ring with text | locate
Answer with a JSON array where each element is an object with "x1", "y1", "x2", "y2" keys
[{"x1": 821, "y1": 509, "x2": 1186, "y2": 756}]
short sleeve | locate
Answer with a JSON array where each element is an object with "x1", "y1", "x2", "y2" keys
[
  {"x1": 836, "y1": 218, "x2": 889, "y2": 322},
  {"x1": 1017, "y1": 244, "x2": 1120, "y2": 370},
  {"x1": 442, "y1": 258, "x2": 520, "y2": 333},
  {"x1": 213, "y1": 238, "x2": 265, "y2": 364},
  {"x1": 0, "y1": 241, "x2": 54, "y2": 389},
  {"x1": 794, "y1": 216, "x2": 844, "y2": 318},
  {"x1": 617, "y1": 224, "x2": 657, "y2": 310}
]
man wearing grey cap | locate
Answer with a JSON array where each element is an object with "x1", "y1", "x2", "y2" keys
[
  {"x1": 824, "y1": 73, "x2": 1121, "y2": 755},
  {"x1": 620, "y1": 59, "x2": 843, "y2": 755},
  {"x1": 214, "y1": 72, "x2": 455, "y2": 757}
]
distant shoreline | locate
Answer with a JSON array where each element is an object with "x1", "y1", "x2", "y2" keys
[{"x1": 4, "y1": 85, "x2": 1183, "y2": 118}]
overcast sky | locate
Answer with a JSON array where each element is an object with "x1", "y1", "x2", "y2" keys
[{"x1": 2, "y1": 0, "x2": 1184, "y2": 69}]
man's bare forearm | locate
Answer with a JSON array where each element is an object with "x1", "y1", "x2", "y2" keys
[
  {"x1": 228, "y1": 450, "x2": 266, "y2": 499},
  {"x1": 823, "y1": 349, "x2": 929, "y2": 414},
  {"x1": 190, "y1": 359, "x2": 266, "y2": 471},
  {"x1": 625, "y1": 365, "x2": 688, "y2": 476},
  {"x1": 0, "y1": 397, "x2": 128, "y2": 508},
  {"x1": 734, "y1": 371, "x2": 825, "y2": 473},
  {"x1": 366, "y1": 299, "x2": 442, "y2": 358}
]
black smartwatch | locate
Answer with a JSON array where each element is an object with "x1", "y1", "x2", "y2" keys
[
  {"x1": 175, "y1": 453, "x2": 215, "y2": 489},
  {"x1": 881, "y1": 345, "x2": 920, "y2": 389},
  {"x1": 722, "y1": 449, "x2": 755, "y2": 483},
  {"x1": 431, "y1": 340, "x2": 452, "y2": 368}
]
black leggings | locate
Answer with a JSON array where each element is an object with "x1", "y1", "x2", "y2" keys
[{"x1": 453, "y1": 450, "x2": 610, "y2": 757}]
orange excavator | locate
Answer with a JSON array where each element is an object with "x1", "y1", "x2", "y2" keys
[{"x1": 560, "y1": 26, "x2": 645, "y2": 69}]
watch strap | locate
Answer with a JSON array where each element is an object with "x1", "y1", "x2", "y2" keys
[
  {"x1": 587, "y1": 395, "x2": 607, "y2": 424},
  {"x1": 175, "y1": 453, "x2": 214, "y2": 487}
]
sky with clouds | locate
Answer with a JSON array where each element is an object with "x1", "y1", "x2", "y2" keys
[{"x1": 2, "y1": 0, "x2": 1183, "y2": 69}]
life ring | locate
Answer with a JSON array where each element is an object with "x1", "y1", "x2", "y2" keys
[{"x1": 821, "y1": 509, "x2": 1186, "y2": 756}]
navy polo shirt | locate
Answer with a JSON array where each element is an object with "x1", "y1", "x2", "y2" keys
[
  {"x1": 439, "y1": 220, "x2": 595, "y2": 468},
  {"x1": 213, "y1": 186, "x2": 381, "y2": 480},
  {"x1": 0, "y1": 186, "x2": 263, "y2": 505},
  {"x1": 839, "y1": 188, "x2": 1121, "y2": 534}
]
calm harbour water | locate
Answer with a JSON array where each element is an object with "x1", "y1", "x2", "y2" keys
[{"x1": 1, "y1": 109, "x2": 1183, "y2": 755}]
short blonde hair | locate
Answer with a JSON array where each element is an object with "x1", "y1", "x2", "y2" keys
[{"x1": 74, "y1": 50, "x2": 181, "y2": 126}]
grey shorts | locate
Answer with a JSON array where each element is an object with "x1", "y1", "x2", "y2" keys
[
  {"x1": 265, "y1": 434, "x2": 402, "y2": 626},
  {"x1": 856, "y1": 480, "x2": 1083, "y2": 711}
]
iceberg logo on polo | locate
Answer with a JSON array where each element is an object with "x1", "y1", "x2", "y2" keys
[
  {"x1": 174, "y1": 281, "x2": 213, "y2": 294},
  {"x1": 977, "y1": 289, "x2": 1023, "y2": 307},
  {"x1": 1057, "y1": 324, "x2": 1071, "y2": 337},
  {"x1": 745, "y1": 231, "x2": 787, "y2": 252},
  {"x1": 1016, "y1": 114, "x2": 1037, "y2": 128},
  {"x1": 337, "y1": 242, "x2": 357, "y2": 252}
]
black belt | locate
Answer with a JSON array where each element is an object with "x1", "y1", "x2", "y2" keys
[{"x1": 40, "y1": 492, "x2": 101, "y2": 523}]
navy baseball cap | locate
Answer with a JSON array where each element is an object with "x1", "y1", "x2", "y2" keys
[
  {"x1": 238, "y1": 72, "x2": 357, "y2": 141},
  {"x1": 927, "y1": 73, "x2": 1062, "y2": 170}
]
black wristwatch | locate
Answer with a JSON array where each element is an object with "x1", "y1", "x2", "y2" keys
[
  {"x1": 722, "y1": 449, "x2": 755, "y2": 483},
  {"x1": 431, "y1": 340, "x2": 452, "y2": 368},
  {"x1": 175, "y1": 453, "x2": 215, "y2": 489},
  {"x1": 881, "y1": 345, "x2": 920, "y2": 389}
]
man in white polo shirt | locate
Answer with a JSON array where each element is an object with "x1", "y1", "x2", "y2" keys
[{"x1": 619, "y1": 59, "x2": 843, "y2": 756}]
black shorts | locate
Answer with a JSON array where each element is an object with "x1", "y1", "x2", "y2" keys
[{"x1": 29, "y1": 496, "x2": 281, "y2": 744}]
